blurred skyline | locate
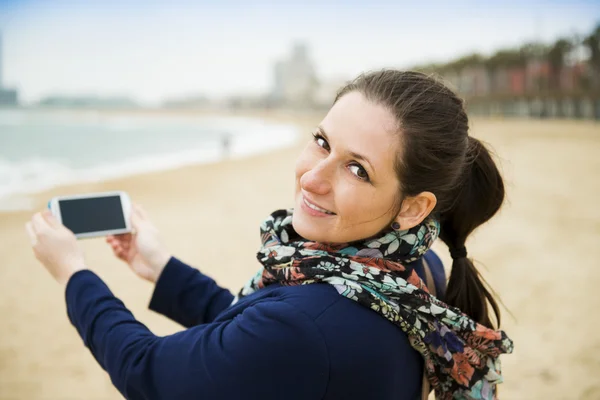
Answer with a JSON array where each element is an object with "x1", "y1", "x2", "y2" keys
[{"x1": 1, "y1": 0, "x2": 599, "y2": 105}]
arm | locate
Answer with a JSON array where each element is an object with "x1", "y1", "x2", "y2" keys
[
  {"x1": 148, "y1": 257, "x2": 234, "y2": 327},
  {"x1": 105, "y1": 208, "x2": 234, "y2": 326},
  {"x1": 66, "y1": 270, "x2": 329, "y2": 400}
]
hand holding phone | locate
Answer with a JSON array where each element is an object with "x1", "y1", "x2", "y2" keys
[
  {"x1": 25, "y1": 210, "x2": 86, "y2": 286},
  {"x1": 48, "y1": 191, "x2": 170, "y2": 283},
  {"x1": 106, "y1": 204, "x2": 171, "y2": 283}
]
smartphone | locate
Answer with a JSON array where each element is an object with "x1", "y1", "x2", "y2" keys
[{"x1": 48, "y1": 191, "x2": 132, "y2": 239}]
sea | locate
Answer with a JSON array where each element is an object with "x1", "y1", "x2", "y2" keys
[{"x1": 0, "y1": 109, "x2": 299, "y2": 211}]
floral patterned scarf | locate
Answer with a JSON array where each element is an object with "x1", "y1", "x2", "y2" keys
[{"x1": 236, "y1": 209, "x2": 513, "y2": 400}]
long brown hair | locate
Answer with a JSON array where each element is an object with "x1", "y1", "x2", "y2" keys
[{"x1": 335, "y1": 70, "x2": 504, "y2": 328}]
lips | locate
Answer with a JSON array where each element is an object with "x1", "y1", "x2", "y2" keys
[{"x1": 302, "y1": 195, "x2": 335, "y2": 215}]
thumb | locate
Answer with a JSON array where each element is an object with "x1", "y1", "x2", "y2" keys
[
  {"x1": 133, "y1": 203, "x2": 149, "y2": 220},
  {"x1": 42, "y1": 210, "x2": 62, "y2": 229},
  {"x1": 130, "y1": 209, "x2": 143, "y2": 231},
  {"x1": 25, "y1": 221, "x2": 37, "y2": 246}
]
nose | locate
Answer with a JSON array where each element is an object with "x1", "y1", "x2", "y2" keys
[{"x1": 300, "y1": 160, "x2": 333, "y2": 195}]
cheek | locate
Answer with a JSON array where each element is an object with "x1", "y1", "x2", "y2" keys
[
  {"x1": 337, "y1": 185, "x2": 371, "y2": 212},
  {"x1": 337, "y1": 185, "x2": 396, "y2": 222}
]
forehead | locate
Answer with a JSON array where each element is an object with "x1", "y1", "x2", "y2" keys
[{"x1": 321, "y1": 92, "x2": 400, "y2": 173}]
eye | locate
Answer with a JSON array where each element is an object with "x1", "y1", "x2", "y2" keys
[
  {"x1": 348, "y1": 163, "x2": 370, "y2": 181},
  {"x1": 312, "y1": 131, "x2": 370, "y2": 182},
  {"x1": 311, "y1": 132, "x2": 330, "y2": 151}
]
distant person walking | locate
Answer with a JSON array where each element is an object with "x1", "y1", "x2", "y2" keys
[{"x1": 221, "y1": 134, "x2": 231, "y2": 158}]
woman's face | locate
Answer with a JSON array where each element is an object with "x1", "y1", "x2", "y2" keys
[{"x1": 293, "y1": 92, "x2": 402, "y2": 244}]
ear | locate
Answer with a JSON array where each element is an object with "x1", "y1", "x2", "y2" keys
[{"x1": 393, "y1": 192, "x2": 437, "y2": 230}]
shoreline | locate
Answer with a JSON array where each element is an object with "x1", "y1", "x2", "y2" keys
[{"x1": 0, "y1": 110, "x2": 320, "y2": 213}]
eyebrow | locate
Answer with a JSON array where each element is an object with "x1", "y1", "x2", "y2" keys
[{"x1": 317, "y1": 126, "x2": 376, "y2": 174}]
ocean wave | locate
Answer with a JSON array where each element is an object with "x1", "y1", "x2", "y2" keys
[{"x1": 0, "y1": 118, "x2": 299, "y2": 211}]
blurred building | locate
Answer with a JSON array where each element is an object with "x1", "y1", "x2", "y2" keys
[
  {"x1": 270, "y1": 43, "x2": 318, "y2": 108},
  {"x1": 0, "y1": 88, "x2": 18, "y2": 106},
  {"x1": 313, "y1": 77, "x2": 350, "y2": 109},
  {"x1": 0, "y1": 31, "x2": 19, "y2": 107},
  {"x1": 525, "y1": 59, "x2": 551, "y2": 92}
]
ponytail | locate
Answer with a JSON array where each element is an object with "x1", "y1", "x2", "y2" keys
[
  {"x1": 439, "y1": 137, "x2": 505, "y2": 329},
  {"x1": 337, "y1": 70, "x2": 507, "y2": 327}
]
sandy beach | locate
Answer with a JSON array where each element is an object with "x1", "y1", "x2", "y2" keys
[{"x1": 1, "y1": 111, "x2": 599, "y2": 399}]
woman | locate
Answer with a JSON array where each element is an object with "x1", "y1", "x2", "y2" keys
[{"x1": 26, "y1": 70, "x2": 513, "y2": 400}]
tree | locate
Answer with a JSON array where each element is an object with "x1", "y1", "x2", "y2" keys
[
  {"x1": 485, "y1": 49, "x2": 525, "y2": 70},
  {"x1": 583, "y1": 23, "x2": 600, "y2": 89},
  {"x1": 519, "y1": 42, "x2": 549, "y2": 60},
  {"x1": 445, "y1": 53, "x2": 484, "y2": 72},
  {"x1": 547, "y1": 38, "x2": 573, "y2": 90}
]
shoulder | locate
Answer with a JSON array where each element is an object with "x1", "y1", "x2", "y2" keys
[
  {"x1": 225, "y1": 284, "x2": 423, "y2": 398},
  {"x1": 276, "y1": 284, "x2": 424, "y2": 398},
  {"x1": 269, "y1": 283, "x2": 345, "y2": 319},
  {"x1": 270, "y1": 284, "x2": 423, "y2": 368},
  {"x1": 179, "y1": 297, "x2": 330, "y2": 400},
  {"x1": 227, "y1": 291, "x2": 331, "y2": 345}
]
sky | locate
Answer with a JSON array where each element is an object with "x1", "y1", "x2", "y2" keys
[{"x1": 0, "y1": 0, "x2": 599, "y2": 105}]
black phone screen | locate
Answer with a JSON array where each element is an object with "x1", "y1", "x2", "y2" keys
[{"x1": 59, "y1": 195, "x2": 126, "y2": 234}]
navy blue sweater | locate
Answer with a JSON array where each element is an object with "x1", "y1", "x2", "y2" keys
[{"x1": 66, "y1": 254, "x2": 445, "y2": 400}]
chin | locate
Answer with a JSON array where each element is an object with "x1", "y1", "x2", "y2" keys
[{"x1": 292, "y1": 210, "x2": 330, "y2": 243}]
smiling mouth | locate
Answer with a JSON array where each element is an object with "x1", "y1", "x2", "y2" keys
[{"x1": 303, "y1": 197, "x2": 336, "y2": 215}]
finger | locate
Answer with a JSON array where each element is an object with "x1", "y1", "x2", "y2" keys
[
  {"x1": 133, "y1": 203, "x2": 148, "y2": 219},
  {"x1": 107, "y1": 236, "x2": 122, "y2": 249},
  {"x1": 105, "y1": 235, "x2": 127, "y2": 261},
  {"x1": 130, "y1": 210, "x2": 142, "y2": 231},
  {"x1": 108, "y1": 232, "x2": 127, "y2": 243},
  {"x1": 115, "y1": 249, "x2": 126, "y2": 260},
  {"x1": 25, "y1": 222, "x2": 37, "y2": 246},
  {"x1": 32, "y1": 212, "x2": 49, "y2": 234},
  {"x1": 110, "y1": 242, "x2": 127, "y2": 261},
  {"x1": 115, "y1": 245, "x2": 129, "y2": 260},
  {"x1": 107, "y1": 236, "x2": 124, "y2": 248},
  {"x1": 114, "y1": 234, "x2": 132, "y2": 249},
  {"x1": 42, "y1": 210, "x2": 62, "y2": 229}
]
